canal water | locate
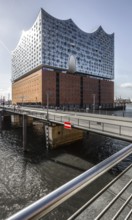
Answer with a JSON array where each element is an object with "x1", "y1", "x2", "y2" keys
[{"x1": 0, "y1": 106, "x2": 132, "y2": 220}]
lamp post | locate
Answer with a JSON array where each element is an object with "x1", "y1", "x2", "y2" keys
[
  {"x1": 123, "y1": 102, "x2": 125, "y2": 117},
  {"x1": 18, "y1": 95, "x2": 27, "y2": 106},
  {"x1": 99, "y1": 105, "x2": 101, "y2": 114},
  {"x1": 93, "y1": 94, "x2": 96, "y2": 113},
  {"x1": 46, "y1": 92, "x2": 49, "y2": 122}
]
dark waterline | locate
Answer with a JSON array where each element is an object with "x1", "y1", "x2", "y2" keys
[{"x1": 0, "y1": 107, "x2": 132, "y2": 219}]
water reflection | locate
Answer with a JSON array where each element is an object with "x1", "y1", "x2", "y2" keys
[{"x1": 0, "y1": 108, "x2": 131, "y2": 219}]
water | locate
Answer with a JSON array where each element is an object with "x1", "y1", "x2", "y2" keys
[{"x1": 0, "y1": 107, "x2": 132, "y2": 219}]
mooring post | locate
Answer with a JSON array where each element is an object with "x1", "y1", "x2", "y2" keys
[{"x1": 23, "y1": 113, "x2": 27, "y2": 151}]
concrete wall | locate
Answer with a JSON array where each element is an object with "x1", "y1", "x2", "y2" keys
[
  {"x1": 48, "y1": 124, "x2": 84, "y2": 148},
  {"x1": 11, "y1": 115, "x2": 33, "y2": 127}
]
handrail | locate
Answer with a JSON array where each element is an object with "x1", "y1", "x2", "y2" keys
[
  {"x1": 68, "y1": 164, "x2": 132, "y2": 220},
  {"x1": 3, "y1": 108, "x2": 132, "y2": 142},
  {"x1": 7, "y1": 144, "x2": 132, "y2": 220},
  {"x1": 2, "y1": 107, "x2": 132, "y2": 129}
]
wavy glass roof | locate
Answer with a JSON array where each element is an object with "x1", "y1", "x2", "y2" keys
[{"x1": 12, "y1": 8, "x2": 114, "y2": 81}]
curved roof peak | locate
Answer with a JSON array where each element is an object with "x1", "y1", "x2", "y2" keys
[
  {"x1": 97, "y1": 25, "x2": 114, "y2": 36},
  {"x1": 12, "y1": 8, "x2": 114, "y2": 53},
  {"x1": 41, "y1": 8, "x2": 114, "y2": 36},
  {"x1": 41, "y1": 7, "x2": 71, "y2": 22}
]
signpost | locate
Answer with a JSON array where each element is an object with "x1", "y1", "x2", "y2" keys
[{"x1": 64, "y1": 121, "x2": 71, "y2": 129}]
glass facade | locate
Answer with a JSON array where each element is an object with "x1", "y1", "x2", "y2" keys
[{"x1": 12, "y1": 8, "x2": 114, "y2": 81}]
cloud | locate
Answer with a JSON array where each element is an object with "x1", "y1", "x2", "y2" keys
[{"x1": 120, "y1": 83, "x2": 132, "y2": 88}]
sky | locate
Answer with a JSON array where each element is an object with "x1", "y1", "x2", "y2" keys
[{"x1": 0, "y1": 0, "x2": 132, "y2": 100}]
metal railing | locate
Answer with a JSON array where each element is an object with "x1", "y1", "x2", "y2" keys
[
  {"x1": 7, "y1": 143, "x2": 132, "y2": 220},
  {"x1": 68, "y1": 163, "x2": 132, "y2": 220},
  {"x1": 3, "y1": 107, "x2": 132, "y2": 141},
  {"x1": 95, "y1": 178, "x2": 132, "y2": 220},
  {"x1": 0, "y1": 104, "x2": 128, "y2": 116}
]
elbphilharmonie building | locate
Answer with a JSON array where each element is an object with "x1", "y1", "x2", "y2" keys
[{"x1": 12, "y1": 8, "x2": 114, "y2": 109}]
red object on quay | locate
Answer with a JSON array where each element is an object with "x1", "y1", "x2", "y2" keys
[{"x1": 64, "y1": 122, "x2": 71, "y2": 129}]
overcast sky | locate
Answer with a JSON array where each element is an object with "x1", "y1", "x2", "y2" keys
[{"x1": 0, "y1": 0, "x2": 132, "y2": 100}]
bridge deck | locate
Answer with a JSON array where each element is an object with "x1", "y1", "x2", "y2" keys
[
  {"x1": 69, "y1": 165, "x2": 132, "y2": 220},
  {"x1": 1, "y1": 106, "x2": 132, "y2": 141}
]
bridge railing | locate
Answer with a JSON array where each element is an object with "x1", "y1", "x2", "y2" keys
[
  {"x1": 2, "y1": 107, "x2": 132, "y2": 141},
  {"x1": 7, "y1": 143, "x2": 132, "y2": 220},
  {"x1": 47, "y1": 112, "x2": 132, "y2": 141}
]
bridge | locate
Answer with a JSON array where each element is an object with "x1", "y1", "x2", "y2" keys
[
  {"x1": 1, "y1": 106, "x2": 132, "y2": 219},
  {"x1": 1, "y1": 106, "x2": 132, "y2": 143}
]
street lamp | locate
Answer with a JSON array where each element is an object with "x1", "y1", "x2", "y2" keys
[
  {"x1": 46, "y1": 92, "x2": 49, "y2": 121},
  {"x1": 46, "y1": 90, "x2": 52, "y2": 121},
  {"x1": 93, "y1": 94, "x2": 96, "y2": 113},
  {"x1": 18, "y1": 95, "x2": 28, "y2": 106},
  {"x1": 123, "y1": 102, "x2": 125, "y2": 117},
  {"x1": 99, "y1": 105, "x2": 101, "y2": 114},
  {"x1": 35, "y1": 96, "x2": 38, "y2": 105}
]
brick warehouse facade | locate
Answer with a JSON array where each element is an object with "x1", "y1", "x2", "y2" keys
[
  {"x1": 12, "y1": 9, "x2": 114, "y2": 109},
  {"x1": 12, "y1": 68, "x2": 114, "y2": 109}
]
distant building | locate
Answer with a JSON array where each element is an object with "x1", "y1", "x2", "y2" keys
[
  {"x1": 115, "y1": 98, "x2": 131, "y2": 104},
  {"x1": 12, "y1": 8, "x2": 114, "y2": 109}
]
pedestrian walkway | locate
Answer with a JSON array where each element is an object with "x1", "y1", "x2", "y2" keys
[{"x1": 68, "y1": 164, "x2": 132, "y2": 220}]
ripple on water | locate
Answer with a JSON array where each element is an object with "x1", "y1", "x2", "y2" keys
[{"x1": 0, "y1": 120, "x2": 131, "y2": 219}]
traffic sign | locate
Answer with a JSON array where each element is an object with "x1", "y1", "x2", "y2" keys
[{"x1": 64, "y1": 121, "x2": 71, "y2": 129}]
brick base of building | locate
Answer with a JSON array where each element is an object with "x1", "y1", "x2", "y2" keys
[{"x1": 12, "y1": 68, "x2": 114, "y2": 109}]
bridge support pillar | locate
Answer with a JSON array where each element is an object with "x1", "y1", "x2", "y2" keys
[
  {"x1": 11, "y1": 115, "x2": 33, "y2": 127},
  {"x1": 23, "y1": 114, "x2": 27, "y2": 151},
  {"x1": 46, "y1": 124, "x2": 84, "y2": 148},
  {"x1": 11, "y1": 115, "x2": 23, "y2": 127}
]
